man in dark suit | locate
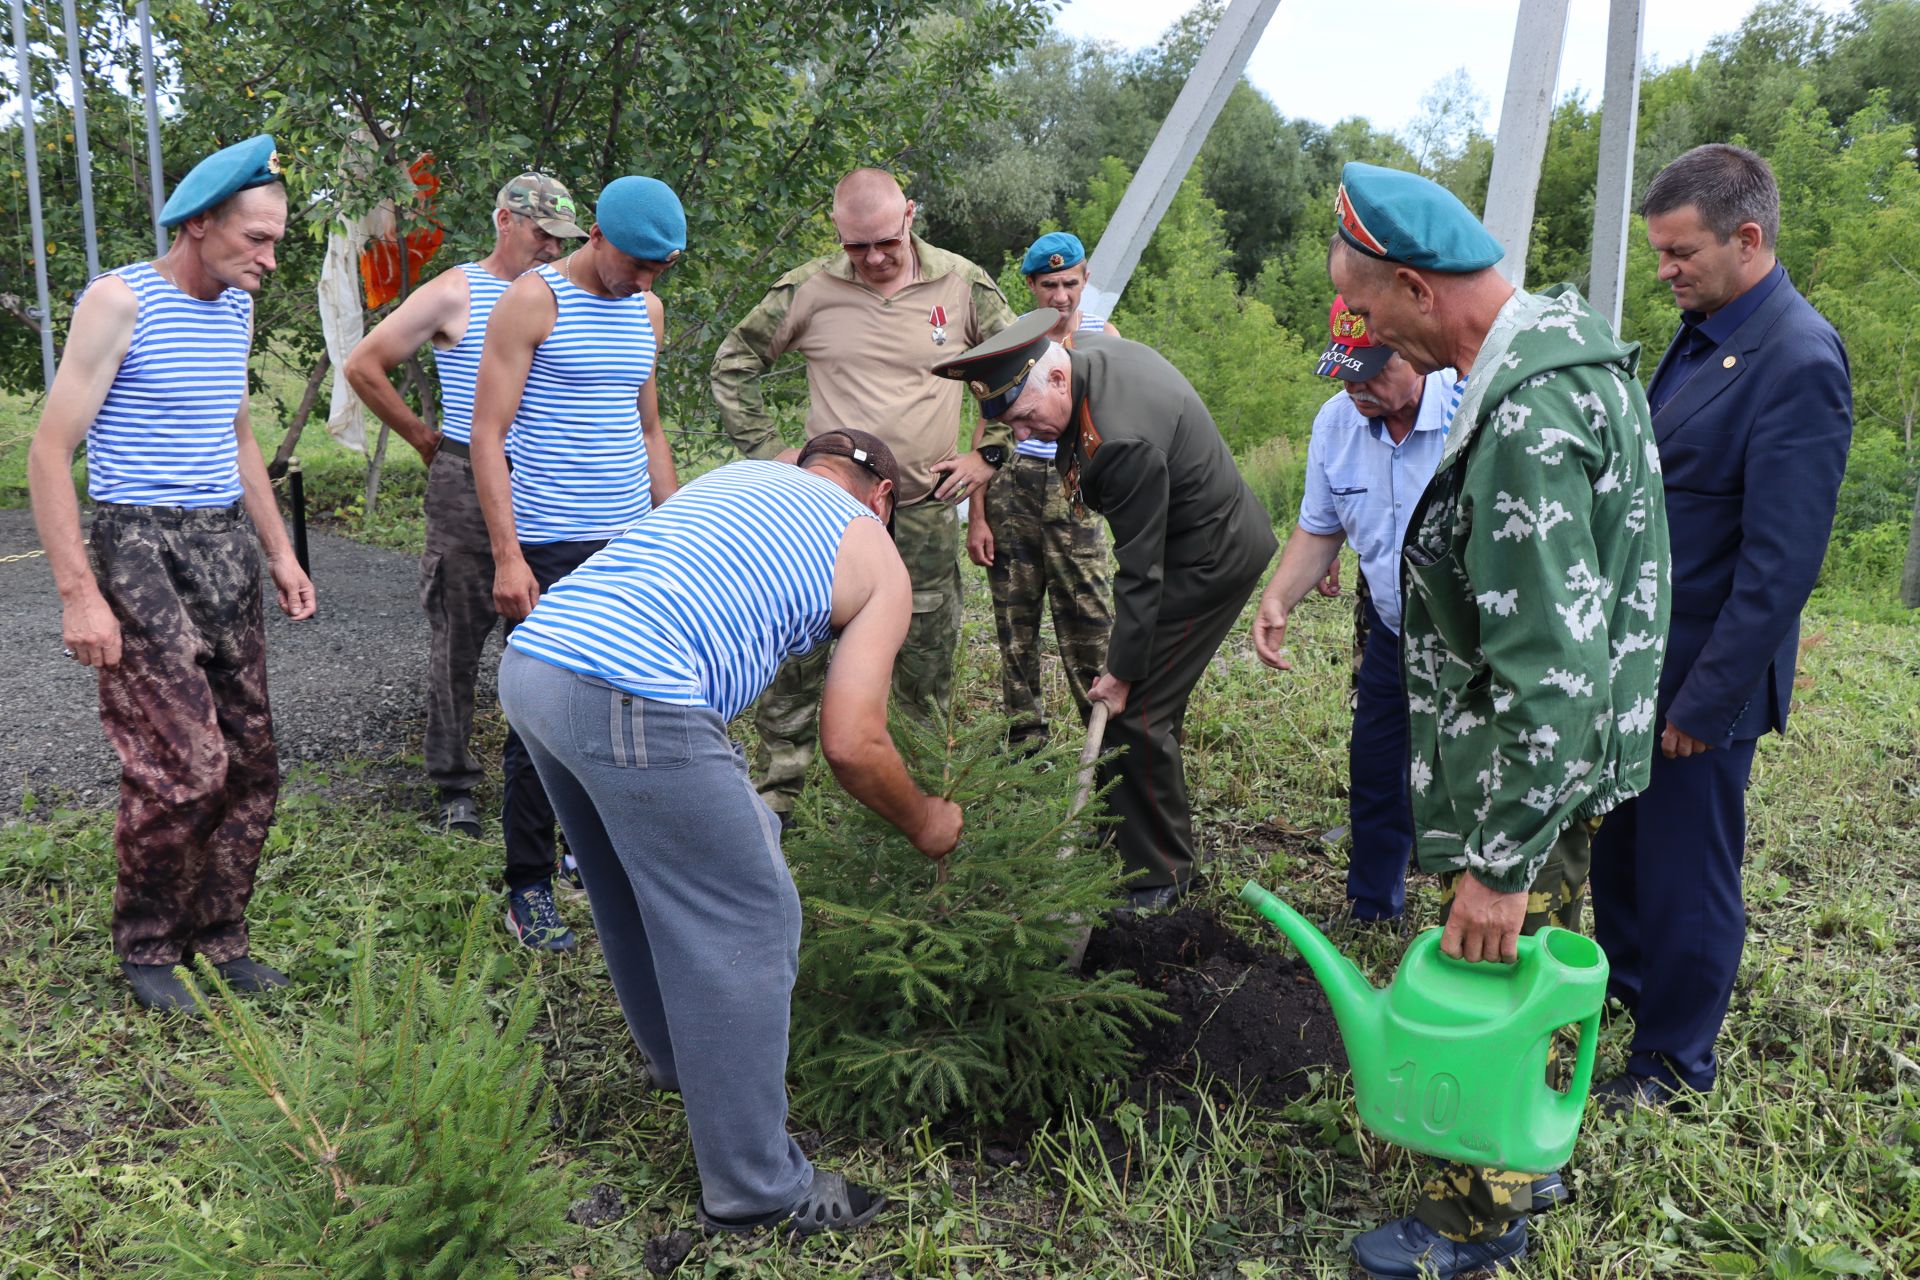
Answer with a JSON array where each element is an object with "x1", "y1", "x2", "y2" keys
[
  {"x1": 933, "y1": 310, "x2": 1278, "y2": 912},
  {"x1": 1591, "y1": 144, "x2": 1853, "y2": 1112}
]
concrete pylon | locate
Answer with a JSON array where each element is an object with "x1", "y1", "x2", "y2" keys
[
  {"x1": 1080, "y1": 0, "x2": 1285, "y2": 320},
  {"x1": 1588, "y1": 0, "x2": 1647, "y2": 329},
  {"x1": 1481, "y1": 0, "x2": 1573, "y2": 288}
]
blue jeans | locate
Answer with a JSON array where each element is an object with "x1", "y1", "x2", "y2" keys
[
  {"x1": 498, "y1": 648, "x2": 812, "y2": 1218},
  {"x1": 1348, "y1": 600, "x2": 1414, "y2": 920}
]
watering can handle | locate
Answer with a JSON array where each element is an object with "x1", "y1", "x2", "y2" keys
[{"x1": 1562, "y1": 1010, "x2": 1602, "y2": 1120}]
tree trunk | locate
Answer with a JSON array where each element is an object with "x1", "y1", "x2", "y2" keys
[
  {"x1": 270, "y1": 351, "x2": 332, "y2": 479},
  {"x1": 1902, "y1": 477, "x2": 1920, "y2": 608},
  {"x1": 364, "y1": 420, "x2": 392, "y2": 517}
]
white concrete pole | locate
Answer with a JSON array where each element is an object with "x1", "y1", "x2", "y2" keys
[
  {"x1": 11, "y1": 0, "x2": 58, "y2": 387},
  {"x1": 1587, "y1": 0, "x2": 1646, "y2": 329},
  {"x1": 59, "y1": 0, "x2": 101, "y2": 280},
  {"x1": 1080, "y1": 0, "x2": 1285, "y2": 319},
  {"x1": 1481, "y1": 0, "x2": 1572, "y2": 288},
  {"x1": 138, "y1": 0, "x2": 168, "y2": 257}
]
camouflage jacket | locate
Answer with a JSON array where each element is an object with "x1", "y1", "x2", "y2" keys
[
  {"x1": 708, "y1": 235, "x2": 1016, "y2": 504},
  {"x1": 1401, "y1": 285, "x2": 1671, "y2": 893}
]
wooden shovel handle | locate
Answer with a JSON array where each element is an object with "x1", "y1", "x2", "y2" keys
[{"x1": 1073, "y1": 702, "x2": 1111, "y2": 819}]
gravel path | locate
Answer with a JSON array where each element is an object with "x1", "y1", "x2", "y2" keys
[{"x1": 0, "y1": 509, "x2": 493, "y2": 817}]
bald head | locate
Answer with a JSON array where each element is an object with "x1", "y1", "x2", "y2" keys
[{"x1": 833, "y1": 168, "x2": 906, "y2": 221}]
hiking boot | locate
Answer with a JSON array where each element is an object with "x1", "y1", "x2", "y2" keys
[
  {"x1": 1350, "y1": 1216, "x2": 1527, "y2": 1279},
  {"x1": 438, "y1": 793, "x2": 483, "y2": 839},
  {"x1": 121, "y1": 962, "x2": 199, "y2": 1014},
  {"x1": 697, "y1": 1170, "x2": 886, "y2": 1238},
  {"x1": 506, "y1": 881, "x2": 577, "y2": 952},
  {"x1": 214, "y1": 956, "x2": 289, "y2": 992}
]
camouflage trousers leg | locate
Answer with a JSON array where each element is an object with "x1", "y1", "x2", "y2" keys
[
  {"x1": 985, "y1": 455, "x2": 1112, "y2": 744},
  {"x1": 1413, "y1": 819, "x2": 1596, "y2": 1241},
  {"x1": 90, "y1": 504, "x2": 279, "y2": 966},
  {"x1": 420, "y1": 450, "x2": 500, "y2": 798},
  {"x1": 752, "y1": 499, "x2": 961, "y2": 814},
  {"x1": 1350, "y1": 571, "x2": 1374, "y2": 713}
]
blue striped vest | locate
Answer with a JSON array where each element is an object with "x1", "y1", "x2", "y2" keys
[
  {"x1": 86, "y1": 262, "x2": 252, "y2": 507},
  {"x1": 432, "y1": 263, "x2": 514, "y2": 446},
  {"x1": 506, "y1": 264, "x2": 657, "y2": 543},
  {"x1": 508, "y1": 461, "x2": 878, "y2": 723},
  {"x1": 1015, "y1": 311, "x2": 1108, "y2": 460}
]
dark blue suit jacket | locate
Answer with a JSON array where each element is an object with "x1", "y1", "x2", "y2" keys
[{"x1": 1650, "y1": 273, "x2": 1852, "y2": 745}]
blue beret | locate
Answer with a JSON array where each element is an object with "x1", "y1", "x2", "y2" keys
[
  {"x1": 1334, "y1": 162, "x2": 1504, "y2": 272},
  {"x1": 1022, "y1": 231, "x2": 1086, "y2": 276},
  {"x1": 160, "y1": 135, "x2": 282, "y2": 228},
  {"x1": 596, "y1": 176, "x2": 686, "y2": 263}
]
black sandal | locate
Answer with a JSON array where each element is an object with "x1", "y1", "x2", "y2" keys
[{"x1": 697, "y1": 1170, "x2": 886, "y2": 1238}]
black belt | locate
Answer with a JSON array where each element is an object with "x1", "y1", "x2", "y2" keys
[
  {"x1": 438, "y1": 438, "x2": 470, "y2": 460},
  {"x1": 93, "y1": 500, "x2": 248, "y2": 529}
]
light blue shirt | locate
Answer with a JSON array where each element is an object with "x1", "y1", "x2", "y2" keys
[{"x1": 1296, "y1": 370, "x2": 1455, "y2": 635}]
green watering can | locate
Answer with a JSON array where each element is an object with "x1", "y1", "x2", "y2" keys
[{"x1": 1239, "y1": 881, "x2": 1608, "y2": 1171}]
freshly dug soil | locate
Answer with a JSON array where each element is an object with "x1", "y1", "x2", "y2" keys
[{"x1": 1083, "y1": 906, "x2": 1348, "y2": 1108}]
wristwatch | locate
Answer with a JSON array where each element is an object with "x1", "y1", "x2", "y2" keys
[{"x1": 979, "y1": 444, "x2": 1008, "y2": 469}]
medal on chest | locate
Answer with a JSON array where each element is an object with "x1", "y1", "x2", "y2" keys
[{"x1": 928, "y1": 304, "x2": 948, "y2": 346}]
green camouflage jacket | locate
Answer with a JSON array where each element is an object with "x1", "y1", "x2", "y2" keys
[{"x1": 1401, "y1": 285, "x2": 1671, "y2": 893}]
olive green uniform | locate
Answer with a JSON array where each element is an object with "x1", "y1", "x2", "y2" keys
[
  {"x1": 1062, "y1": 336, "x2": 1278, "y2": 887},
  {"x1": 710, "y1": 236, "x2": 1016, "y2": 813}
]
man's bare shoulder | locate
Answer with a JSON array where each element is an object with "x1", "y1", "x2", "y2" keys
[{"x1": 75, "y1": 273, "x2": 139, "y2": 325}]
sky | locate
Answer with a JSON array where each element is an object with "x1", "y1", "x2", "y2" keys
[{"x1": 1052, "y1": 0, "x2": 1853, "y2": 137}]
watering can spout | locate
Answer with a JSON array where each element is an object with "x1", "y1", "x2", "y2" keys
[{"x1": 1237, "y1": 881, "x2": 1383, "y2": 1046}]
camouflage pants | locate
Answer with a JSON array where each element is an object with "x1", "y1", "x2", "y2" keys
[
  {"x1": 89, "y1": 503, "x2": 278, "y2": 966},
  {"x1": 1414, "y1": 818, "x2": 1595, "y2": 1241},
  {"x1": 1350, "y1": 571, "x2": 1374, "y2": 711},
  {"x1": 420, "y1": 447, "x2": 499, "y2": 797},
  {"x1": 752, "y1": 499, "x2": 960, "y2": 814},
  {"x1": 984, "y1": 454, "x2": 1112, "y2": 743}
]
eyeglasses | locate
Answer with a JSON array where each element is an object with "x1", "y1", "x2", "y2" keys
[{"x1": 839, "y1": 210, "x2": 911, "y2": 256}]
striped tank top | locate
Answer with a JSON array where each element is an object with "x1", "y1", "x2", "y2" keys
[
  {"x1": 431, "y1": 263, "x2": 514, "y2": 446},
  {"x1": 508, "y1": 461, "x2": 879, "y2": 723},
  {"x1": 505, "y1": 263, "x2": 657, "y2": 543},
  {"x1": 1015, "y1": 311, "x2": 1109, "y2": 460},
  {"x1": 86, "y1": 262, "x2": 252, "y2": 507}
]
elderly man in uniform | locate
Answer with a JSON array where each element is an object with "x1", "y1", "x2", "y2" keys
[
  {"x1": 934, "y1": 311, "x2": 1278, "y2": 913},
  {"x1": 28, "y1": 135, "x2": 315, "y2": 1012},
  {"x1": 1590, "y1": 144, "x2": 1852, "y2": 1114},
  {"x1": 345, "y1": 173, "x2": 585, "y2": 840},
  {"x1": 1325, "y1": 162, "x2": 1670, "y2": 1278},
  {"x1": 965, "y1": 232, "x2": 1116, "y2": 752},
  {"x1": 470, "y1": 175, "x2": 684, "y2": 951},
  {"x1": 500, "y1": 430, "x2": 956, "y2": 1237},
  {"x1": 1252, "y1": 298, "x2": 1452, "y2": 927},
  {"x1": 710, "y1": 167, "x2": 1016, "y2": 823}
]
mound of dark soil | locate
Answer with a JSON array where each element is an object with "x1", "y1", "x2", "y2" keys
[{"x1": 1083, "y1": 906, "x2": 1348, "y2": 1108}]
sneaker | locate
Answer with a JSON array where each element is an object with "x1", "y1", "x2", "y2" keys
[
  {"x1": 214, "y1": 956, "x2": 290, "y2": 992},
  {"x1": 121, "y1": 962, "x2": 200, "y2": 1014},
  {"x1": 1350, "y1": 1216, "x2": 1527, "y2": 1279},
  {"x1": 1113, "y1": 878, "x2": 1195, "y2": 920},
  {"x1": 505, "y1": 881, "x2": 578, "y2": 953},
  {"x1": 559, "y1": 850, "x2": 585, "y2": 893},
  {"x1": 1593, "y1": 1071, "x2": 1689, "y2": 1118},
  {"x1": 696, "y1": 1170, "x2": 886, "y2": 1238},
  {"x1": 438, "y1": 793, "x2": 483, "y2": 839}
]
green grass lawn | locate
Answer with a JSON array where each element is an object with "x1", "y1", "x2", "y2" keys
[{"x1": 1, "y1": 384, "x2": 1916, "y2": 1277}]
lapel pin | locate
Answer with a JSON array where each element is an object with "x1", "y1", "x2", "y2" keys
[{"x1": 1723, "y1": 355, "x2": 1737, "y2": 369}]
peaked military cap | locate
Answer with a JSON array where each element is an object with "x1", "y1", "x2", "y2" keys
[
  {"x1": 160, "y1": 134, "x2": 283, "y2": 228},
  {"x1": 1334, "y1": 161, "x2": 1504, "y2": 272},
  {"x1": 1022, "y1": 231, "x2": 1086, "y2": 276},
  {"x1": 596, "y1": 175, "x2": 686, "y2": 264},
  {"x1": 931, "y1": 308, "x2": 1058, "y2": 419}
]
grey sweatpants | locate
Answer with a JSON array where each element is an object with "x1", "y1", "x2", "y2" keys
[{"x1": 497, "y1": 648, "x2": 812, "y2": 1218}]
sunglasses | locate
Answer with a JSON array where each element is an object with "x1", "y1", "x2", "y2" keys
[{"x1": 839, "y1": 210, "x2": 911, "y2": 256}]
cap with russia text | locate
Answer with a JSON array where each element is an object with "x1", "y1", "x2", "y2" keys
[{"x1": 1314, "y1": 294, "x2": 1394, "y2": 381}]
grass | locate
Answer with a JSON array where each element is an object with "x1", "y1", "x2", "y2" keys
[{"x1": 1, "y1": 387, "x2": 1917, "y2": 1277}]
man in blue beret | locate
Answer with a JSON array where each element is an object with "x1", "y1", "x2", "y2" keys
[
  {"x1": 346, "y1": 173, "x2": 585, "y2": 847},
  {"x1": 965, "y1": 232, "x2": 1117, "y2": 751},
  {"x1": 28, "y1": 134, "x2": 315, "y2": 1012},
  {"x1": 1326, "y1": 161, "x2": 1670, "y2": 1278},
  {"x1": 469, "y1": 174, "x2": 684, "y2": 951}
]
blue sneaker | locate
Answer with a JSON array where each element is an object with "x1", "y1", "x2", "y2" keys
[
  {"x1": 505, "y1": 881, "x2": 577, "y2": 953},
  {"x1": 1351, "y1": 1216, "x2": 1527, "y2": 1279}
]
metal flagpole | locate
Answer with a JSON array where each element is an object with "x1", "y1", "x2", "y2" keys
[
  {"x1": 59, "y1": 0, "x2": 100, "y2": 280},
  {"x1": 137, "y1": 0, "x2": 167, "y2": 256},
  {"x1": 10, "y1": 0, "x2": 58, "y2": 387},
  {"x1": 1588, "y1": 0, "x2": 1647, "y2": 330},
  {"x1": 1481, "y1": 0, "x2": 1572, "y2": 288}
]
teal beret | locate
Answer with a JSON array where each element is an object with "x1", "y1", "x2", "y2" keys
[
  {"x1": 1022, "y1": 232, "x2": 1086, "y2": 276},
  {"x1": 596, "y1": 176, "x2": 686, "y2": 263},
  {"x1": 1334, "y1": 161, "x2": 1504, "y2": 272},
  {"x1": 160, "y1": 135, "x2": 282, "y2": 228}
]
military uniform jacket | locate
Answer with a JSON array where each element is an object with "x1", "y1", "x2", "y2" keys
[
  {"x1": 1064, "y1": 336, "x2": 1278, "y2": 683},
  {"x1": 1400, "y1": 286, "x2": 1671, "y2": 893}
]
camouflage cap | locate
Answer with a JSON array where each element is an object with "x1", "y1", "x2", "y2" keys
[{"x1": 497, "y1": 173, "x2": 587, "y2": 238}]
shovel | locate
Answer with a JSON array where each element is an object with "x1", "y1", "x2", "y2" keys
[{"x1": 1062, "y1": 701, "x2": 1111, "y2": 970}]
